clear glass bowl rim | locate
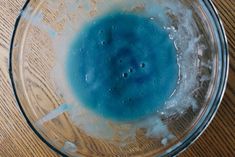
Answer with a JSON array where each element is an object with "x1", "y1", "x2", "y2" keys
[{"x1": 8, "y1": 0, "x2": 229, "y2": 156}]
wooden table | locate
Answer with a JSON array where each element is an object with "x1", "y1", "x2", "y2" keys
[{"x1": 0, "y1": 0, "x2": 234, "y2": 156}]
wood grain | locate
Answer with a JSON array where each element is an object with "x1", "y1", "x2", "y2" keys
[{"x1": 0, "y1": 0, "x2": 234, "y2": 157}]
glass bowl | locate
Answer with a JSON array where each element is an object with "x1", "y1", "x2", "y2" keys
[{"x1": 9, "y1": 0, "x2": 229, "y2": 156}]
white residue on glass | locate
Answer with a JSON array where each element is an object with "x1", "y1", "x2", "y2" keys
[
  {"x1": 23, "y1": 0, "x2": 212, "y2": 147},
  {"x1": 21, "y1": 7, "x2": 57, "y2": 38},
  {"x1": 35, "y1": 104, "x2": 72, "y2": 126},
  {"x1": 61, "y1": 141, "x2": 78, "y2": 154}
]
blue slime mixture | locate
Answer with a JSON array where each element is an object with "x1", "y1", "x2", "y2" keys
[{"x1": 66, "y1": 12, "x2": 178, "y2": 121}]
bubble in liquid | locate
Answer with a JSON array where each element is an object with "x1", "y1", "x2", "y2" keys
[{"x1": 122, "y1": 72, "x2": 128, "y2": 78}]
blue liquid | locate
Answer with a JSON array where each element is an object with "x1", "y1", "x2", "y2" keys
[{"x1": 66, "y1": 12, "x2": 178, "y2": 122}]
